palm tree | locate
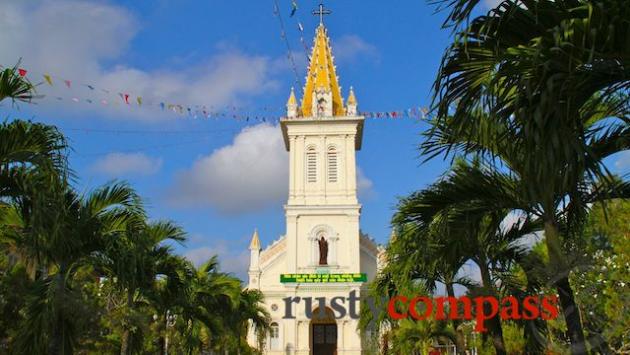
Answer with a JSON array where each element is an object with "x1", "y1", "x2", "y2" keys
[
  {"x1": 2, "y1": 181, "x2": 142, "y2": 354},
  {"x1": 144, "y1": 253, "x2": 190, "y2": 355},
  {"x1": 359, "y1": 272, "x2": 457, "y2": 355},
  {"x1": 391, "y1": 160, "x2": 544, "y2": 354},
  {"x1": 0, "y1": 64, "x2": 35, "y2": 103},
  {"x1": 425, "y1": 1, "x2": 630, "y2": 350},
  {"x1": 177, "y1": 257, "x2": 241, "y2": 354},
  {"x1": 0, "y1": 120, "x2": 67, "y2": 201},
  {"x1": 95, "y1": 218, "x2": 189, "y2": 355},
  {"x1": 384, "y1": 225, "x2": 470, "y2": 354},
  {"x1": 226, "y1": 288, "x2": 271, "y2": 355},
  {"x1": 390, "y1": 319, "x2": 455, "y2": 355}
]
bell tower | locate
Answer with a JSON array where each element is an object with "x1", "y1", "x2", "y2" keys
[
  {"x1": 245, "y1": 7, "x2": 378, "y2": 353},
  {"x1": 280, "y1": 22, "x2": 364, "y2": 274}
]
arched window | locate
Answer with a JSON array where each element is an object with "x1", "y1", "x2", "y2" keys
[
  {"x1": 270, "y1": 322, "x2": 280, "y2": 349},
  {"x1": 306, "y1": 146, "x2": 317, "y2": 183},
  {"x1": 327, "y1": 146, "x2": 338, "y2": 183}
]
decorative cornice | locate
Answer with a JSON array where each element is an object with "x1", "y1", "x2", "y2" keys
[{"x1": 259, "y1": 236, "x2": 287, "y2": 265}]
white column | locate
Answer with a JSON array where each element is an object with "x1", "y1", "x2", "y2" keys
[
  {"x1": 286, "y1": 214, "x2": 297, "y2": 273},
  {"x1": 347, "y1": 134, "x2": 357, "y2": 202},
  {"x1": 289, "y1": 135, "x2": 297, "y2": 201},
  {"x1": 298, "y1": 136, "x2": 306, "y2": 202}
]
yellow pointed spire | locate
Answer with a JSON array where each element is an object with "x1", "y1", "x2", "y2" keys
[
  {"x1": 287, "y1": 87, "x2": 297, "y2": 106},
  {"x1": 347, "y1": 86, "x2": 357, "y2": 106},
  {"x1": 249, "y1": 229, "x2": 261, "y2": 250},
  {"x1": 301, "y1": 24, "x2": 344, "y2": 117}
]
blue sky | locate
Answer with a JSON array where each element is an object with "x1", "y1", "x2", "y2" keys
[{"x1": 1, "y1": 0, "x2": 628, "y2": 280}]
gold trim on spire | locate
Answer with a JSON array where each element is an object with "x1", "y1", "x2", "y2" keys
[
  {"x1": 287, "y1": 87, "x2": 297, "y2": 106},
  {"x1": 346, "y1": 86, "x2": 357, "y2": 106},
  {"x1": 249, "y1": 229, "x2": 261, "y2": 250},
  {"x1": 301, "y1": 24, "x2": 344, "y2": 117}
]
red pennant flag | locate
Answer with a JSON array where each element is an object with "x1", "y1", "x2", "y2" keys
[
  {"x1": 18, "y1": 68, "x2": 27, "y2": 77},
  {"x1": 124, "y1": 94, "x2": 130, "y2": 104},
  {"x1": 64, "y1": 80, "x2": 72, "y2": 88}
]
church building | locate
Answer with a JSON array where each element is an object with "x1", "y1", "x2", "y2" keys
[{"x1": 246, "y1": 18, "x2": 384, "y2": 355}]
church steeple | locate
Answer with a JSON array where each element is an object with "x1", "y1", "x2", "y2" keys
[
  {"x1": 287, "y1": 87, "x2": 298, "y2": 118},
  {"x1": 346, "y1": 86, "x2": 358, "y2": 116},
  {"x1": 249, "y1": 228, "x2": 261, "y2": 250},
  {"x1": 300, "y1": 24, "x2": 345, "y2": 117}
]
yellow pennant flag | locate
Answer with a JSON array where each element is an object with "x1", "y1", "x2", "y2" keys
[
  {"x1": 43, "y1": 74, "x2": 53, "y2": 86},
  {"x1": 137, "y1": 96, "x2": 142, "y2": 106}
]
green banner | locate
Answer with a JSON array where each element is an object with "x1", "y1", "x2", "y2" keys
[{"x1": 280, "y1": 273, "x2": 367, "y2": 283}]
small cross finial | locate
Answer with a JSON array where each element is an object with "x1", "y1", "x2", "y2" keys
[{"x1": 312, "y1": 2, "x2": 332, "y2": 25}]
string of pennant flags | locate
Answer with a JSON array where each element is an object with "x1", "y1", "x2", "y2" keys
[
  {"x1": 1, "y1": 2, "x2": 434, "y2": 123},
  {"x1": 273, "y1": 0, "x2": 302, "y2": 92},
  {"x1": 2, "y1": 64, "x2": 433, "y2": 122}
]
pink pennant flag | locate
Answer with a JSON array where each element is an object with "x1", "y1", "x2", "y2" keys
[
  {"x1": 64, "y1": 80, "x2": 72, "y2": 88},
  {"x1": 18, "y1": 68, "x2": 27, "y2": 77}
]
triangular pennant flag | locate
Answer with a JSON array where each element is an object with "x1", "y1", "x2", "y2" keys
[
  {"x1": 137, "y1": 96, "x2": 142, "y2": 105},
  {"x1": 290, "y1": 0, "x2": 298, "y2": 16},
  {"x1": 18, "y1": 68, "x2": 27, "y2": 77},
  {"x1": 124, "y1": 94, "x2": 130, "y2": 104},
  {"x1": 160, "y1": 102, "x2": 165, "y2": 110},
  {"x1": 64, "y1": 80, "x2": 71, "y2": 88},
  {"x1": 43, "y1": 74, "x2": 53, "y2": 86}
]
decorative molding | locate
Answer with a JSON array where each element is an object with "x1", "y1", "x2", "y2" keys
[{"x1": 260, "y1": 237, "x2": 287, "y2": 265}]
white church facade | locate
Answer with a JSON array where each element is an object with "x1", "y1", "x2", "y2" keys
[{"x1": 246, "y1": 22, "x2": 384, "y2": 355}]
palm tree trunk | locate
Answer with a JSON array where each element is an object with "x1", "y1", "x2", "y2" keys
[
  {"x1": 120, "y1": 289, "x2": 133, "y2": 355},
  {"x1": 445, "y1": 282, "x2": 466, "y2": 355},
  {"x1": 49, "y1": 269, "x2": 66, "y2": 355},
  {"x1": 544, "y1": 221, "x2": 587, "y2": 355},
  {"x1": 478, "y1": 262, "x2": 506, "y2": 355}
]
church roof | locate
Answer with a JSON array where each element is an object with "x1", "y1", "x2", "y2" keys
[
  {"x1": 249, "y1": 229, "x2": 261, "y2": 250},
  {"x1": 300, "y1": 24, "x2": 345, "y2": 117}
]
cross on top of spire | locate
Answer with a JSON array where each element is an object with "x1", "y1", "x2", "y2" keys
[{"x1": 312, "y1": 2, "x2": 332, "y2": 25}]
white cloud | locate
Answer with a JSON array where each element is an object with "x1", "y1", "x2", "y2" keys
[
  {"x1": 184, "y1": 240, "x2": 250, "y2": 280},
  {"x1": 0, "y1": 1, "x2": 278, "y2": 120},
  {"x1": 357, "y1": 166, "x2": 374, "y2": 198},
  {"x1": 332, "y1": 35, "x2": 379, "y2": 64},
  {"x1": 167, "y1": 123, "x2": 288, "y2": 214},
  {"x1": 167, "y1": 123, "x2": 374, "y2": 213},
  {"x1": 614, "y1": 150, "x2": 630, "y2": 171},
  {"x1": 91, "y1": 152, "x2": 163, "y2": 177}
]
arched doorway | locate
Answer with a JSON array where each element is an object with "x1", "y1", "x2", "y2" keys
[{"x1": 310, "y1": 307, "x2": 337, "y2": 355}]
